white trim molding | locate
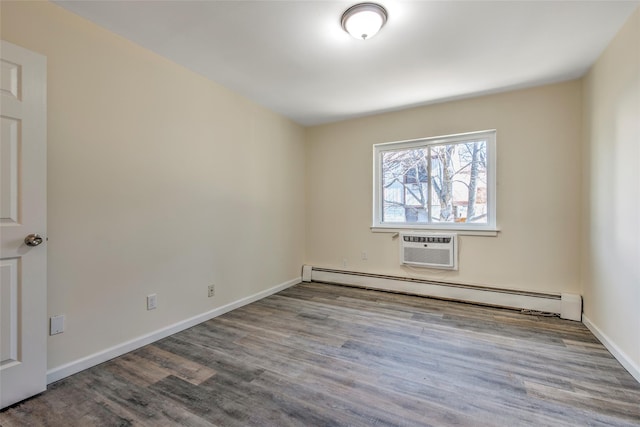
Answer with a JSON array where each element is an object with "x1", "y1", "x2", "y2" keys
[
  {"x1": 582, "y1": 315, "x2": 640, "y2": 383},
  {"x1": 371, "y1": 227, "x2": 499, "y2": 237},
  {"x1": 47, "y1": 277, "x2": 301, "y2": 384}
]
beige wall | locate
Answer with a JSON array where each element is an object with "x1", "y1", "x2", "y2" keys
[
  {"x1": 1, "y1": 1, "x2": 306, "y2": 370},
  {"x1": 306, "y1": 81, "x2": 582, "y2": 295},
  {"x1": 582, "y1": 9, "x2": 639, "y2": 371}
]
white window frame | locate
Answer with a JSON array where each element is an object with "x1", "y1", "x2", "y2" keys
[{"x1": 372, "y1": 130, "x2": 497, "y2": 234}]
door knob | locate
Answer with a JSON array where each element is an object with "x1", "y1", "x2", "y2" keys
[{"x1": 24, "y1": 233, "x2": 44, "y2": 247}]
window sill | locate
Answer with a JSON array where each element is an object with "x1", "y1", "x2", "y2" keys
[{"x1": 370, "y1": 226, "x2": 499, "y2": 237}]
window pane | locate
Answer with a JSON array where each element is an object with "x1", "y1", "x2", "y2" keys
[
  {"x1": 381, "y1": 148, "x2": 428, "y2": 223},
  {"x1": 431, "y1": 141, "x2": 487, "y2": 224}
]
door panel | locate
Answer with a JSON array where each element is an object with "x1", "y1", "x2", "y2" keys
[
  {"x1": 1, "y1": 116, "x2": 19, "y2": 222},
  {"x1": 0, "y1": 40, "x2": 47, "y2": 409},
  {"x1": 0, "y1": 259, "x2": 18, "y2": 364}
]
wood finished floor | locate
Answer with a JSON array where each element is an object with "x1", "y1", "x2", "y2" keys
[{"x1": 2, "y1": 282, "x2": 639, "y2": 427}]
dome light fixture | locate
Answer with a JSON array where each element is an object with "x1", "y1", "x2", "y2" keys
[{"x1": 341, "y1": 3, "x2": 388, "y2": 40}]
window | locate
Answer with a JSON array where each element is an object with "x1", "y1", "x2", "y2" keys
[{"x1": 373, "y1": 130, "x2": 496, "y2": 231}]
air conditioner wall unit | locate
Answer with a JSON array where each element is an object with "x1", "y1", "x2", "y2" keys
[{"x1": 400, "y1": 232, "x2": 458, "y2": 270}]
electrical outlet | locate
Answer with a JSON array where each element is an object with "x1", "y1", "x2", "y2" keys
[
  {"x1": 361, "y1": 251, "x2": 368, "y2": 260},
  {"x1": 147, "y1": 294, "x2": 157, "y2": 310},
  {"x1": 342, "y1": 258, "x2": 348, "y2": 267},
  {"x1": 208, "y1": 284, "x2": 215, "y2": 298},
  {"x1": 50, "y1": 315, "x2": 65, "y2": 335}
]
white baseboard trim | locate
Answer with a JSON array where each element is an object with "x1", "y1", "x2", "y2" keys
[
  {"x1": 582, "y1": 314, "x2": 640, "y2": 383},
  {"x1": 46, "y1": 277, "x2": 301, "y2": 384},
  {"x1": 311, "y1": 267, "x2": 564, "y2": 315}
]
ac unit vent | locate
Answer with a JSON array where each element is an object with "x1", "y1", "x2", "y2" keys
[{"x1": 400, "y1": 232, "x2": 458, "y2": 270}]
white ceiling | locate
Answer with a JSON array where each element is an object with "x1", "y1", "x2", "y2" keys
[{"x1": 54, "y1": 1, "x2": 638, "y2": 126}]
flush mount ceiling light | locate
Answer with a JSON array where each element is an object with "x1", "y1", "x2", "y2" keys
[{"x1": 341, "y1": 3, "x2": 388, "y2": 40}]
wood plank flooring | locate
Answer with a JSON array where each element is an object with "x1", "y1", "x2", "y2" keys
[{"x1": 1, "y1": 282, "x2": 639, "y2": 426}]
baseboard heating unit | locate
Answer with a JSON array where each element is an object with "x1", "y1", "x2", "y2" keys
[{"x1": 301, "y1": 266, "x2": 582, "y2": 321}]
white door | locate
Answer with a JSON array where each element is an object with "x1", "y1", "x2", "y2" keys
[{"x1": 0, "y1": 40, "x2": 47, "y2": 409}]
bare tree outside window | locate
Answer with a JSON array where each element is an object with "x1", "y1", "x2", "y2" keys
[{"x1": 379, "y1": 138, "x2": 489, "y2": 225}]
